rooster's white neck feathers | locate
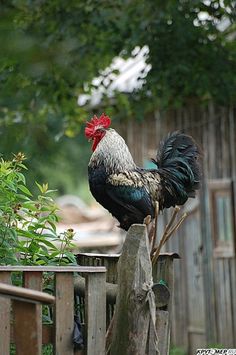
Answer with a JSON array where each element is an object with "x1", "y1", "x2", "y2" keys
[{"x1": 89, "y1": 129, "x2": 136, "y2": 173}]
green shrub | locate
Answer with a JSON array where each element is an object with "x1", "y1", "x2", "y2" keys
[
  {"x1": 170, "y1": 346, "x2": 187, "y2": 355},
  {"x1": 0, "y1": 153, "x2": 76, "y2": 265}
]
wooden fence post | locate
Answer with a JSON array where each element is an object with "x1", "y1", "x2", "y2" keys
[
  {"x1": 0, "y1": 272, "x2": 11, "y2": 355},
  {"x1": 109, "y1": 224, "x2": 158, "y2": 355},
  {"x1": 152, "y1": 254, "x2": 176, "y2": 355},
  {"x1": 54, "y1": 272, "x2": 74, "y2": 355},
  {"x1": 85, "y1": 272, "x2": 106, "y2": 355},
  {"x1": 23, "y1": 271, "x2": 43, "y2": 352},
  {"x1": 13, "y1": 300, "x2": 42, "y2": 355}
]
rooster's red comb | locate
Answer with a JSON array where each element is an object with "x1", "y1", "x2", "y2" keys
[{"x1": 85, "y1": 113, "x2": 111, "y2": 138}]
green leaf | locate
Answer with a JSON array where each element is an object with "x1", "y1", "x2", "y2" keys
[{"x1": 18, "y1": 185, "x2": 33, "y2": 196}]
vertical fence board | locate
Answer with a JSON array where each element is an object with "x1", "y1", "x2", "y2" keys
[
  {"x1": 13, "y1": 300, "x2": 41, "y2": 355},
  {"x1": 54, "y1": 273, "x2": 74, "y2": 355},
  {"x1": 156, "y1": 310, "x2": 169, "y2": 355},
  {"x1": 0, "y1": 272, "x2": 11, "y2": 355},
  {"x1": 24, "y1": 271, "x2": 43, "y2": 350},
  {"x1": 224, "y1": 259, "x2": 234, "y2": 346},
  {"x1": 230, "y1": 258, "x2": 236, "y2": 341},
  {"x1": 85, "y1": 272, "x2": 106, "y2": 355},
  {"x1": 153, "y1": 255, "x2": 174, "y2": 354}
]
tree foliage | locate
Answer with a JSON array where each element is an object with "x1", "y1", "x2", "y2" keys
[
  {"x1": 0, "y1": 1, "x2": 235, "y2": 192},
  {"x1": 1, "y1": 1, "x2": 235, "y2": 127}
]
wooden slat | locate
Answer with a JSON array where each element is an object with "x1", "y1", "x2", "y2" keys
[
  {"x1": 152, "y1": 255, "x2": 175, "y2": 354},
  {"x1": 11, "y1": 321, "x2": 54, "y2": 345},
  {"x1": 86, "y1": 272, "x2": 106, "y2": 355},
  {"x1": 13, "y1": 300, "x2": 42, "y2": 355},
  {"x1": 0, "y1": 266, "x2": 106, "y2": 273},
  {"x1": 0, "y1": 272, "x2": 11, "y2": 355},
  {"x1": 24, "y1": 271, "x2": 43, "y2": 290},
  {"x1": 148, "y1": 310, "x2": 169, "y2": 355},
  {"x1": 223, "y1": 260, "x2": 234, "y2": 346},
  {"x1": 201, "y1": 180, "x2": 217, "y2": 344},
  {"x1": 230, "y1": 258, "x2": 236, "y2": 341},
  {"x1": 24, "y1": 271, "x2": 43, "y2": 350},
  {"x1": 54, "y1": 273, "x2": 74, "y2": 355},
  {"x1": 156, "y1": 311, "x2": 169, "y2": 355}
]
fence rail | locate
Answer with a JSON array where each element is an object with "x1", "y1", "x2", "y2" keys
[{"x1": 0, "y1": 266, "x2": 106, "y2": 355}]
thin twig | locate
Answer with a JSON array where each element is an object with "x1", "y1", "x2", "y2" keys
[
  {"x1": 105, "y1": 312, "x2": 115, "y2": 354},
  {"x1": 165, "y1": 206, "x2": 180, "y2": 234},
  {"x1": 164, "y1": 212, "x2": 188, "y2": 243},
  {"x1": 150, "y1": 201, "x2": 159, "y2": 254},
  {"x1": 151, "y1": 207, "x2": 183, "y2": 265}
]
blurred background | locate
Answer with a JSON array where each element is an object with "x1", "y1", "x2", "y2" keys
[{"x1": 0, "y1": 1, "x2": 236, "y2": 353}]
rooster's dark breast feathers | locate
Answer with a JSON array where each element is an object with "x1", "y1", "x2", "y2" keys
[{"x1": 88, "y1": 165, "x2": 155, "y2": 230}]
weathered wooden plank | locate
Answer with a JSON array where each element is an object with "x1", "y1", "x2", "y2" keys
[
  {"x1": 11, "y1": 321, "x2": 55, "y2": 345},
  {"x1": 200, "y1": 180, "x2": 217, "y2": 344},
  {"x1": 152, "y1": 252, "x2": 181, "y2": 353},
  {"x1": 0, "y1": 266, "x2": 106, "y2": 273},
  {"x1": 109, "y1": 224, "x2": 157, "y2": 355},
  {"x1": 184, "y1": 211, "x2": 206, "y2": 353},
  {"x1": 178, "y1": 221, "x2": 190, "y2": 351},
  {"x1": 13, "y1": 300, "x2": 42, "y2": 355},
  {"x1": 85, "y1": 272, "x2": 106, "y2": 355},
  {"x1": 75, "y1": 274, "x2": 117, "y2": 303},
  {"x1": 23, "y1": 271, "x2": 43, "y2": 290},
  {"x1": 116, "y1": 103, "x2": 236, "y2": 351},
  {"x1": 148, "y1": 310, "x2": 169, "y2": 355},
  {"x1": 229, "y1": 258, "x2": 236, "y2": 343},
  {"x1": 42, "y1": 324, "x2": 54, "y2": 344},
  {"x1": 156, "y1": 311, "x2": 169, "y2": 355},
  {"x1": 0, "y1": 272, "x2": 11, "y2": 355},
  {"x1": 23, "y1": 271, "x2": 43, "y2": 350},
  {"x1": 0, "y1": 282, "x2": 55, "y2": 304},
  {"x1": 54, "y1": 272, "x2": 74, "y2": 355},
  {"x1": 223, "y1": 259, "x2": 234, "y2": 346},
  {"x1": 229, "y1": 106, "x2": 236, "y2": 178}
]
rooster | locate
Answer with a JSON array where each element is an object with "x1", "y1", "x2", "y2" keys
[{"x1": 85, "y1": 113, "x2": 201, "y2": 231}]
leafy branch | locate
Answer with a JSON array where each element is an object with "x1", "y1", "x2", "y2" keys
[{"x1": 0, "y1": 154, "x2": 77, "y2": 266}]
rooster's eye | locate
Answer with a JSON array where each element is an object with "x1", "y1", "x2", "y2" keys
[{"x1": 96, "y1": 128, "x2": 104, "y2": 134}]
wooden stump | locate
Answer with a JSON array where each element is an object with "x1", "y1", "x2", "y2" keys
[{"x1": 108, "y1": 224, "x2": 158, "y2": 355}]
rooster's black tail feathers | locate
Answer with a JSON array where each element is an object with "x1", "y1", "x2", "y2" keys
[{"x1": 152, "y1": 131, "x2": 201, "y2": 209}]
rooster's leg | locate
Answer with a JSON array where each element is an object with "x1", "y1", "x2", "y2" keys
[{"x1": 143, "y1": 215, "x2": 153, "y2": 243}]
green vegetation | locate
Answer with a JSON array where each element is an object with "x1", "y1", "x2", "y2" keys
[
  {"x1": 0, "y1": 1, "x2": 235, "y2": 194},
  {"x1": 11, "y1": 344, "x2": 53, "y2": 355},
  {"x1": 0, "y1": 153, "x2": 76, "y2": 265},
  {"x1": 170, "y1": 346, "x2": 187, "y2": 355}
]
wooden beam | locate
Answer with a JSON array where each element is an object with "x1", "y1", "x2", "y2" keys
[
  {"x1": 75, "y1": 274, "x2": 117, "y2": 303},
  {"x1": 54, "y1": 273, "x2": 74, "y2": 355},
  {"x1": 13, "y1": 300, "x2": 42, "y2": 355},
  {"x1": 0, "y1": 272, "x2": 11, "y2": 355},
  {"x1": 85, "y1": 272, "x2": 106, "y2": 355},
  {"x1": 74, "y1": 274, "x2": 169, "y2": 308},
  {"x1": 152, "y1": 255, "x2": 175, "y2": 354},
  {"x1": 0, "y1": 282, "x2": 55, "y2": 304},
  {"x1": 23, "y1": 271, "x2": 43, "y2": 351},
  {"x1": 0, "y1": 266, "x2": 106, "y2": 273}
]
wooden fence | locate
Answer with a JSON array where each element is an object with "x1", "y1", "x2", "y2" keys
[
  {"x1": 0, "y1": 266, "x2": 106, "y2": 355},
  {"x1": 77, "y1": 225, "x2": 179, "y2": 355},
  {"x1": 115, "y1": 104, "x2": 236, "y2": 351},
  {"x1": 0, "y1": 226, "x2": 179, "y2": 354}
]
